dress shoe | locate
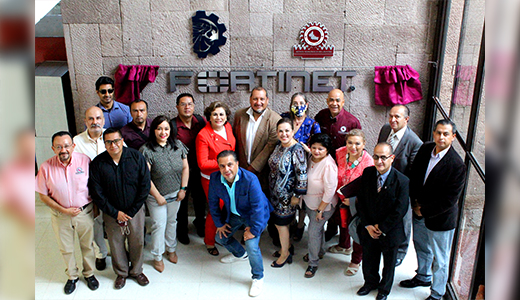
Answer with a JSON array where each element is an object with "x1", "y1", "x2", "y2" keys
[
  {"x1": 85, "y1": 275, "x2": 99, "y2": 291},
  {"x1": 166, "y1": 251, "x2": 178, "y2": 264},
  {"x1": 114, "y1": 276, "x2": 126, "y2": 289},
  {"x1": 95, "y1": 257, "x2": 107, "y2": 271},
  {"x1": 356, "y1": 285, "x2": 376, "y2": 296},
  {"x1": 131, "y1": 273, "x2": 149, "y2": 286},
  {"x1": 271, "y1": 254, "x2": 292, "y2": 268},
  {"x1": 400, "y1": 277, "x2": 432, "y2": 288},
  {"x1": 64, "y1": 278, "x2": 78, "y2": 294},
  {"x1": 395, "y1": 258, "x2": 403, "y2": 267},
  {"x1": 376, "y1": 292, "x2": 389, "y2": 300},
  {"x1": 178, "y1": 234, "x2": 190, "y2": 245},
  {"x1": 425, "y1": 296, "x2": 440, "y2": 300},
  {"x1": 153, "y1": 260, "x2": 165, "y2": 272}
]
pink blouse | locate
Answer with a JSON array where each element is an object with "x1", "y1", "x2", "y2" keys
[
  {"x1": 336, "y1": 148, "x2": 374, "y2": 200},
  {"x1": 302, "y1": 154, "x2": 338, "y2": 211}
]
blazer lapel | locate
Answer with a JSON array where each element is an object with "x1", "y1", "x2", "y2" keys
[
  {"x1": 252, "y1": 109, "x2": 269, "y2": 151},
  {"x1": 424, "y1": 147, "x2": 454, "y2": 186},
  {"x1": 393, "y1": 128, "x2": 410, "y2": 159},
  {"x1": 239, "y1": 112, "x2": 248, "y2": 156}
]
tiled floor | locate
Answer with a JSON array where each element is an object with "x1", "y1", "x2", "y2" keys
[{"x1": 36, "y1": 202, "x2": 432, "y2": 300}]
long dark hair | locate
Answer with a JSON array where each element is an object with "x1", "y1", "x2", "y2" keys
[{"x1": 145, "y1": 115, "x2": 178, "y2": 151}]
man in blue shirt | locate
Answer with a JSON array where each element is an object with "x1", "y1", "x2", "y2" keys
[
  {"x1": 95, "y1": 76, "x2": 132, "y2": 129},
  {"x1": 208, "y1": 150, "x2": 272, "y2": 297}
]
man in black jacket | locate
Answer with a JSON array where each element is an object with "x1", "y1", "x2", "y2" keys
[
  {"x1": 356, "y1": 142, "x2": 410, "y2": 300},
  {"x1": 88, "y1": 128, "x2": 151, "y2": 290},
  {"x1": 399, "y1": 119, "x2": 466, "y2": 300}
]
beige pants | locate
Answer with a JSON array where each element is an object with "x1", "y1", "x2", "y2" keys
[{"x1": 50, "y1": 203, "x2": 95, "y2": 280}]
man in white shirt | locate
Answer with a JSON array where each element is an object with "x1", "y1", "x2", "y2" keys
[
  {"x1": 73, "y1": 106, "x2": 109, "y2": 271},
  {"x1": 377, "y1": 104, "x2": 423, "y2": 266}
]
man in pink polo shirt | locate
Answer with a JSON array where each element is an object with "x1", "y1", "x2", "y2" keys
[{"x1": 35, "y1": 131, "x2": 99, "y2": 295}]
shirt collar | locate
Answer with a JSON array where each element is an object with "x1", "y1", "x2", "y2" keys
[
  {"x1": 391, "y1": 125, "x2": 407, "y2": 140},
  {"x1": 246, "y1": 107, "x2": 266, "y2": 120},
  {"x1": 378, "y1": 166, "x2": 392, "y2": 182},
  {"x1": 431, "y1": 145, "x2": 450, "y2": 160},
  {"x1": 220, "y1": 171, "x2": 240, "y2": 187},
  {"x1": 85, "y1": 129, "x2": 104, "y2": 142}
]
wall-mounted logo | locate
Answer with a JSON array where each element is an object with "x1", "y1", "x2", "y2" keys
[
  {"x1": 292, "y1": 22, "x2": 334, "y2": 59},
  {"x1": 192, "y1": 11, "x2": 227, "y2": 59}
]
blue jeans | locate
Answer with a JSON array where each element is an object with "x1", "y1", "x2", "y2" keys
[
  {"x1": 412, "y1": 216, "x2": 433, "y2": 282},
  {"x1": 215, "y1": 213, "x2": 264, "y2": 280}
]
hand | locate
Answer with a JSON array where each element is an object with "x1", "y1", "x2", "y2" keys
[
  {"x1": 177, "y1": 189, "x2": 186, "y2": 201},
  {"x1": 117, "y1": 211, "x2": 132, "y2": 222},
  {"x1": 243, "y1": 227, "x2": 255, "y2": 241},
  {"x1": 246, "y1": 165, "x2": 257, "y2": 174},
  {"x1": 342, "y1": 197, "x2": 350, "y2": 206},
  {"x1": 93, "y1": 204, "x2": 100, "y2": 218},
  {"x1": 216, "y1": 224, "x2": 231, "y2": 239},
  {"x1": 156, "y1": 195, "x2": 167, "y2": 206},
  {"x1": 366, "y1": 225, "x2": 382, "y2": 239},
  {"x1": 300, "y1": 142, "x2": 311, "y2": 153},
  {"x1": 315, "y1": 211, "x2": 323, "y2": 221},
  {"x1": 413, "y1": 205, "x2": 422, "y2": 217},
  {"x1": 63, "y1": 207, "x2": 81, "y2": 216}
]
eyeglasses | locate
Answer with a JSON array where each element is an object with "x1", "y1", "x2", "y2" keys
[
  {"x1": 104, "y1": 138, "x2": 122, "y2": 145},
  {"x1": 99, "y1": 89, "x2": 114, "y2": 94},
  {"x1": 178, "y1": 102, "x2": 194, "y2": 107},
  {"x1": 53, "y1": 144, "x2": 72, "y2": 151},
  {"x1": 373, "y1": 154, "x2": 392, "y2": 161}
]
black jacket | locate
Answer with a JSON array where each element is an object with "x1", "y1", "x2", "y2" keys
[
  {"x1": 410, "y1": 142, "x2": 466, "y2": 231},
  {"x1": 357, "y1": 166, "x2": 410, "y2": 250},
  {"x1": 88, "y1": 147, "x2": 151, "y2": 219}
]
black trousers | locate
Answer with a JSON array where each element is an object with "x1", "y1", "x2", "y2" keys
[
  {"x1": 177, "y1": 168, "x2": 206, "y2": 235},
  {"x1": 361, "y1": 238, "x2": 399, "y2": 295}
]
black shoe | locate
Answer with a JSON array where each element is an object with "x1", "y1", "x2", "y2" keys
[
  {"x1": 64, "y1": 278, "x2": 78, "y2": 294},
  {"x1": 178, "y1": 234, "x2": 190, "y2": 245},
  {"x1": 357, "y1": 285, "x2": 376, "y2": 296},
  {"x1": 400, "y1": 277, "x2": 432, "y2": 288},
  {"x1": 272, "y1": 244, "x2": 294, "y2": 258},
  {"x1": 425, "y1": 296, "x2": 440, "y2": 300},
  {"x1": 271, "y1": 254, "x2": 293, "y2": 268},
  {"x1": 324, "y1": 229, "x2": 337, "y2": 242},
  {"x1": 85, "y1": 275, "x2": 99, "y2": 291},
  {"x1": 395, "y1": 258, "x2": 403, "y2": 267},
  {"x1": 376, "y1": 292, "x2": 388, "y2": 300},
  {"x1": 96, "y1": 258, "x2": 106, "y2": 271}
]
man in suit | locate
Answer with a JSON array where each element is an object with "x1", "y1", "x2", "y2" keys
[
  {"x1": 399, "y1": 119, "x2": 466, "y2": 300},
  {"x1": 209, "y1": 150, "x2": 273, "y2": 297},
  {"x1": 356, "y1": 142, "x2": 410, "y2": 300},
  {"x1": 377, "y1": 104, "x2": 423, "y2": 266}
]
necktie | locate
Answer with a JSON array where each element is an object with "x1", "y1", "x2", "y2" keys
[
  {"x1": 388, "y1": 133, "x2": 398, "y2": 150},
  {"x1": 377, "y1": 175, "x2": 383, "y2": 193}
]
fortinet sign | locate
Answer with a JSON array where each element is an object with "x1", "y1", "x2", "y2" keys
[{"x1": 169, "y1": 70, "x2": 356, "y2": 93}]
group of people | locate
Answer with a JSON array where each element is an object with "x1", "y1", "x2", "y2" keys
[{"x1": 36, "y1": 76, "x2": 466, "y2": 300}]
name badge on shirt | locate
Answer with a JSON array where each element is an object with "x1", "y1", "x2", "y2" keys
[{"x1": 75, "y1": 167, "x2": 85, "y2": 175}]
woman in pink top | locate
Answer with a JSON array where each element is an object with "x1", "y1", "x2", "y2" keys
[
  {"x1": 327, "y1": 129, "x2": 374, "y2": 276},
  {"x1": 301, "y1": 133, "x2": 338, "y2": 278},
  {"x1": 196, "y1": 101, "x2": 236, "y2": 256}
]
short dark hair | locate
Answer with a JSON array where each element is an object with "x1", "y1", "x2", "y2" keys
[
  {"x1": 145, "y1": 115, "x2": 179, "y2": 151},
  {"x1": 217, "y1": 150, "x2": 238, "y2": 162},
  {"x1": 434, "y1": 119, "x2": 457, "y2": 134},
  {"x1": 375, "y1": 142, "x2": 394, "y2": 155},
  {"x1": 277, "y1": 117, "x2": 293, "y2": 130},
  {"x1": 103, "y1": 127, "x2": 122, "y2": 140},
  {"x1": 95, "y1": 76, "x2": 114, "y2": 90},
  {"x1": 250, "y1": 86, "x2": 268, "y2": 99},
  {"x1": 308, "y1": 133, "x2": 333, "y2": 155},
  {"x1": 51, "y1": 131, "x2": 73, "y2": 144},
  {"x1": 130, "y1": 99, "x2": 148, "y2": 110},
  {"x1": 176, "y1": 93, "x2": 194, "y2": 106},
  {"x1": 204, "y1": 101, "x2": 231, "y2": 121},
  {"x1": 392, "y1": 104, "x2": 410, "y2": 117}
]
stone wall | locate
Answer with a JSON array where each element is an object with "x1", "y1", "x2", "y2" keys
[{"x1": 61, "y1": 0, "x2": 438, "y2": 151}]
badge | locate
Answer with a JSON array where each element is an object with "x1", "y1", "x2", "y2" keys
[{"x1": 292, "y1": 22, "x2": 334, "y2": 59}]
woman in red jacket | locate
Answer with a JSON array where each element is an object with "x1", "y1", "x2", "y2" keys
[{"x1": 196, "y1": 101, "x2": 236, "y2": 256}]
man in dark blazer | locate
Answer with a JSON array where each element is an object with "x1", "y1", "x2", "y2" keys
[
  {"x1": 356, "y1": 142, "x2": 410, "y2": 300},
  {"x1": 208, "y1": 150, "x2": 273, "y2": 297},
  {"x1": 377, "y1": 104, "x2": 423, "y2": 266},
  {"x1": 399, "y1": 119, "x2": 466, "y2": 300}
]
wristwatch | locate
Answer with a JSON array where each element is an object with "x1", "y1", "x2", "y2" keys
[
  {"x1": 180, "y1": 186, "x2": 187, "y2": 191},
  {"x1": 317, "y1": 209, "x2": 322, "y2": 214}
]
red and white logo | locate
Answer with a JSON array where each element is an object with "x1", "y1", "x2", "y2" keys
[{"x1": 293, "y1": 22, "x2": 334, "y2": 59}]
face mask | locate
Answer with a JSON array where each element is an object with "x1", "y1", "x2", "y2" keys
[{"x1": 291, "y1": 104, "x2": 307, "y2": 117}]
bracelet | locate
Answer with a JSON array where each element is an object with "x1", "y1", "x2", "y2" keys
[{"x1": 180, "y1": 186, "x2": 187, "y2": 191}]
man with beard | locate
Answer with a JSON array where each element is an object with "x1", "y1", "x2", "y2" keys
[
  {"x1": 36, "y1": 131, "x2": 99, "y2": 294},
  {"x1": 120, "y1": 99, "x2": 151, "y2": 150},
  {"x1": 95, "y1": 76, "x2": 132, "y2": 130},
  {"x1": 73, "y1": 106, "x2": 110, "y2": 271}
]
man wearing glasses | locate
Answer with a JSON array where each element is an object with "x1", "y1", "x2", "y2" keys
[
  {"x1": 171, "y1": 93, "x2": 207, "y2": 244},
  {"x1": 355, "y1": 142, "x2": 410, "y2": 300},
  {"x1": 95, "y1": 76, "x2": 132, "y2": 129},
  {"x1": 36, "y1": 131, "x2": 99, "y2": 295},
  {"x1": 88, "y1": 128, "x2": 151, "y2": 289}
]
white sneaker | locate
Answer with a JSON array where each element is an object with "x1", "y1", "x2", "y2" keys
[
  {"x1": 249, "y1": 278, "x2": 263, "y2": 297},
  {"x1": 220, "y1": 252, "x2": 248, "y2": 264}
]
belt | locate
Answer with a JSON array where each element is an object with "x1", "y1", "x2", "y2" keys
[{"x1": 79, "y1": 202, "x2": 92, "y2": 211}]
